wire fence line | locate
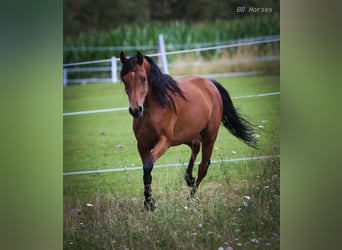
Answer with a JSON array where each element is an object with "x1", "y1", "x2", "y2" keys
[
  {"x1": 63, "y1": 91, "x2": 280, "y2": 117},
  {"x1": 63, "y1": 154, "x2": 280, "y2": 176},
  {"x1": 64, "y1": 35, "x2": 280, "y2": 52},
  {"x1": 63, "y1": 36, "x2": 280, "y2": 67}
]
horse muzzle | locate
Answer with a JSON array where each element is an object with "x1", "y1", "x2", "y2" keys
[{"x1": 129, "y1": 106, "x2": 143, "y2": 118}]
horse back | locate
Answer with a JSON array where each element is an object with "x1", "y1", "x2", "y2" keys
[
  {"x1": 176, "y1": 76, "x2": 222, "y2": 116},
  {"x1": 170, "y1": 76, "x2": 223, "y2": 144}
]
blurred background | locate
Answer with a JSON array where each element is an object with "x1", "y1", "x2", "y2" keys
[
  {"x1": 63, "y1": 0, "x2": 279, "y2": 85},
  {"x1": 64, "y1": 0, "x2": 280, "y2": 36}
]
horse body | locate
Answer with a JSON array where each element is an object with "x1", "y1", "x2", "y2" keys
[
  {"x1": 120, "y1": 51, "x2": 256, "y2": 210},
  {"x1": 134, "y1": 76, "x2": 222, "y2": 146}
]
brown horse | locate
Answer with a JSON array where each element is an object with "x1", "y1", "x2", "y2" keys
[{"x1": 120, "y1": 51, "x2": 256, "y2": 210}]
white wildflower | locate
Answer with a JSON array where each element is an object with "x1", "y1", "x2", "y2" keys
[{"x1": 250, "y1": 238, "x2": 259, "y2": 244}]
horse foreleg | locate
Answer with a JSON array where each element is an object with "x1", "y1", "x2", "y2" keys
[
  {"x1": 138, "y1": 143, "x2": 155, "y2": 211},
  {"x1": 142, "y1": 157, "x2": 155, "y2": 211},
  {"x1": 185, "y1": 136, "x2": 201, "y2": 187},
  {"x1": 140, "y1": 136, "x2": 170, "y2": 211}
]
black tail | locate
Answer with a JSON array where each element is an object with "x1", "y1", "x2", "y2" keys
[{"x1": 211, "y1": 79, "x2": 257, "y2": 148}]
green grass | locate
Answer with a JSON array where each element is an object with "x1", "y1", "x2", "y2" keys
[
  {"x1": 63, "y1": 74, "x2": 279, "y2": 249},
  {"x1": 64, "y1": 158, "x2": 279, "y2": 249}
]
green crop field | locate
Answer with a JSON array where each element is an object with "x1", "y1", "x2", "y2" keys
[
  {"x1": 63, "y1": 74, "x2": 280, "y2": 249},
  {"x1": 64, "y1": 16, "x2": 280, "y2": 64}
]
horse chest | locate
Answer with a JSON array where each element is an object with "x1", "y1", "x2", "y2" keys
[{"x1": 132, "y1": 117, "x2": 162, "y2": 144}]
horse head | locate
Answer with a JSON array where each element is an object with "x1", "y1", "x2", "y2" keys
[{"x1": 120, "y1": 51, "x2": 150, "y2": 118}]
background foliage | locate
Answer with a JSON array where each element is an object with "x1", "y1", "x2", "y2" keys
[
  {"x1": 63, "y1": 15, "x2": 279, "y2": 63},
  {"x1": 63, "y1": 0, "x2": 280, "y2": 64},
  {"x1": 64, "y1": 0, "x2": 280, "y2": 37}
]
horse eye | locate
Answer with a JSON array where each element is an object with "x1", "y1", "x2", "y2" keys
[{"x1": 141, "y1": 76, "x2": 147, "y2": 83}]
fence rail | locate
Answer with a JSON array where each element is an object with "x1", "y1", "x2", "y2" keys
[
  {"x1": 63, "y1": 35, "x2": 280, "y2": 52},
  {"x1": 63, "y1": 35, "x2": 280, "y2": 86},
  {"x1": 63, "y1": 154, "x2": 280, "y2": 175}
]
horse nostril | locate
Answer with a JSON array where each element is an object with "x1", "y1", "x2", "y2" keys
[
  {"x1": 137, "y1": 106, "x2": 143, "y2": 117},
  {"x1": 129, "y1": 106, "x2": 143, "y2": 117}
]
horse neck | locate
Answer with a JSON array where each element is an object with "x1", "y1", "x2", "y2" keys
[
  {"x1": 142, "y1": 60, "x2": 160, "y2": 113},
  {"x1": 144, "y1": 84, "x2": 158, "y2": 111}
]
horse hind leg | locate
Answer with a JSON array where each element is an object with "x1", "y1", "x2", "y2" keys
[
  {"x1": 191, "y1": 127, "x2": 218, "y2": 197},
  {"x1": 184, "y1": 135, "x2": 201, "y2": 187},
  {"x1": 190, "y1": 144, "x2": 213, "y2": 197}
]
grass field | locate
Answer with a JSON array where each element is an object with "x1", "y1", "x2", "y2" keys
[{"x1": 63, "y1": 75, "x2": 280, "y2": 249}]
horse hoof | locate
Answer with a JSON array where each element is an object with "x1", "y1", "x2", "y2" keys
[
  {"x1": 185, "y1": 176, "x2": 195, "y2": 187},
  {"x1": 189, "y1": 185, "x2": 198, "y2": 198},
  {"x1": 143, "y1": 198, "x2": 156, "y2": 211}
]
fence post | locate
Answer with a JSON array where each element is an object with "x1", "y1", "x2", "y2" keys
[
  {"x1": 63, "y1": 69, "x2": 68, "y2": 86},
  {"x1": 111, "y1": 56, "x2": 117, "y2": 83},
  {"x1": 158, "y1": 34, "x2": 169, "y2": 74}
]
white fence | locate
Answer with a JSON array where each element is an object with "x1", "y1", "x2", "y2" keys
[{"x1": 63, "y1": 35, "x2": 280, "y2": 86}]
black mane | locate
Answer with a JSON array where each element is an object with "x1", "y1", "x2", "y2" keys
[{"x1": 120, "y1": 54, "x2": 185, "y2": 109}]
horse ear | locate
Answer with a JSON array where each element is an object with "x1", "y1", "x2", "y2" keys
[
  {"x1": 136, "y1": 51, "x2": 144, "y2": 65},
  {"x1": 120, "y1": 51, "x2": 128, "y2": 64}
]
